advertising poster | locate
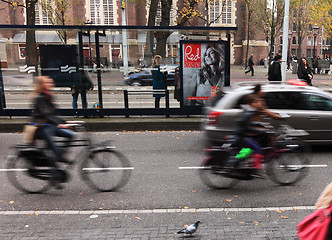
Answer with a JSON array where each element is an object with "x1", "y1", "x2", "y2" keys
[{"x1": 181, "y1": 41, "x2": 228, "y2": 106}]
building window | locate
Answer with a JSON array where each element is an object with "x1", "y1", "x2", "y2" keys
[
  {"x1": 292, "y1": 36, "x2": 297, "y2": 45},
  {"x1": 307, "y1": 37, "x2": 312, "y2": 46},
  {"x1": 280, "y1": 36, "x2": 283, "y2": 45},
  {"x1": 35, "y1": 1, "x2": 53, "y2": 25},
  {"x1": 307, "y1": 49, "x2": 311, "y2": 58},
  {"x1": 88, "y1": 0, "x2": 114, "y2": 25},
  {"x1": 209, "y1": 0, "x2": 232, "y2": 25}
]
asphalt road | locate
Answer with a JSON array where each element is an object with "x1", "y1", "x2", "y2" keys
[{"x1": 0, "y1": 131, "x2": 330, "y2": 212}]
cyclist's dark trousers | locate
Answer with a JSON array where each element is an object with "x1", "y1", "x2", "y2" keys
[
  {"x1": 243, "y1": 138, "x2": 262, "y2": 154},
  {"x1": 35, "y1": 125, "x2": 74, "y2": 168}
]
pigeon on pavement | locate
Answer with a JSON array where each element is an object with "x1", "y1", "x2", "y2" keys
[{"x1": 177, "y1": 221, "x2": 201, "y2": 235}]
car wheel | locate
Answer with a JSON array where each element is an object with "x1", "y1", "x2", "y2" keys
[{"x1": 131, "y1": 80, "x2": 142, "y2": 87}]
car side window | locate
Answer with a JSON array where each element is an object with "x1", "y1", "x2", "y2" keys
[
  {"x1": 264, "y1": 92, "x2": 295, "y2": 109},
  {"x1": 301, "y1": 93, "x2": 332, "y2": 111}
]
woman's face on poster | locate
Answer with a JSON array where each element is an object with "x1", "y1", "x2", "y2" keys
[{"x1": 204, "y1": 47, "x2": 218, "y2": 65}]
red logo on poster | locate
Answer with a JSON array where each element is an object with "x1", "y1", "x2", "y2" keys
[{"x1": 184, "y1": 43, "x2": 201, "y2": 68}]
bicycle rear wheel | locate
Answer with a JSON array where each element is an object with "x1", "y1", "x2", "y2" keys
[
  {"x1": 266, "y1": 140, "x2": 310, "y2": 186},
  {"x1": 6, "y1": 154, "x2": 51, "y2": 193},
  {"x1": 199, "y1": 156, "x2": 238, "y2": 189},
  {"x1": 81, "y1": 149, "x2": 132, "y2": 192}
]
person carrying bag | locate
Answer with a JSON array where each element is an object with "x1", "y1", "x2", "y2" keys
[{"x1": 298, "y1": 182, "x2": 332, "y2": 239}]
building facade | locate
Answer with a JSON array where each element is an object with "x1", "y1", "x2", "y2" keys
[{"x1": 0, "y1": 0, "x2": 270, "y2": 67}]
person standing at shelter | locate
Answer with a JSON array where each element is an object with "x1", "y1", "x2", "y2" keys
[
  {"x1": 245, "y1": 54, "x2": 255, "y2": 76},
  {"x1": 151, "y1": 55, "x2": 167, "y2": 108},
  {"x1": 71, "y1": 71, "x2": 94, "y2": 110},
  {"x1": 268, "y1": 55, "x2": 282, "y2": 81}
]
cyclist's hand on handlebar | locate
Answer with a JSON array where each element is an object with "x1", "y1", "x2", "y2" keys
[{"x1": 58, "y1": 124, "x2": 71, "y2": 129}]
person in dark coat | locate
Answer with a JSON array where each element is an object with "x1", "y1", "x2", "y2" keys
[
  {"x1": 245, "y1": 54, "x2": 255, "y2": 76},
  {"x1": 31, "y1": 76, "x2": 75, "y2": 187},
  {"x1": 268, "y1": 55, "x2": 282, "y2": 81},
  {"x1": 151, "y1": 55, "x2": 167, "y2": 108},
  {"x1": 297, "y1": 57, "x2": 313, "y2": 86}
]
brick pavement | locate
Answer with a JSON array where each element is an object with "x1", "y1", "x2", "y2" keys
[{"x1": 0, "y1": 207, "x2": 315, "y2": 239}]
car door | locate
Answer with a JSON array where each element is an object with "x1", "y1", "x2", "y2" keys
[
  {"x1": 265, "y1": 91, "x2": 332, "y2": 143},
  {"x1": 298, "y1": 92, "x2": 332, "y2": 142}
]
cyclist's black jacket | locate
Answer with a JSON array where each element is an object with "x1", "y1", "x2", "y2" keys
[
  {"x1": 233, "y1": 104, "x2": 268, "y2": 139},
  {"x1": 31, "y1": 91, "x2": 66, "y2": 125}
]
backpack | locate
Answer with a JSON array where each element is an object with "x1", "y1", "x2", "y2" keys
[{"x1": 297, "y1": 205, "x2": 332, "y2": 240}]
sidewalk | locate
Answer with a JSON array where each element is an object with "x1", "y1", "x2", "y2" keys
[
  {"x1": 0, "y1": 207, "x2": 313, "y2": 239},
  {"x1": 0, "y1": 65, "x2": 331, "y2": 133}
]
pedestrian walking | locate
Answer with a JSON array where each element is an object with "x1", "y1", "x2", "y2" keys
[
  {"x1": 245, "y1": 54, "x2": 255, "y2": 76},
  {"x1": 298, "y1": 182, "x2": 332, "y2": 239},
  {"x1": 297, "y1": 57, "x2": 313, "y2": 86},
  {"x1": 151, "y1": 55, "x2": 167, "y2": 108},
  {"x1": 268, "y1": 55, "x2": 282, "y2": 81}
]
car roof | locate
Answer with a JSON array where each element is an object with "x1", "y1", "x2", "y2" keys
[{"x1": 214, "y1": 81, "x2": 332, "y2": 109}]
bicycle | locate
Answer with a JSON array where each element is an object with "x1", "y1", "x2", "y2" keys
[
  {"x1": 6, "y1": 121, "x2": 133, "y2": 193},
  {"x1": 199, "y1": 122, "x2": 311, "y2": 189}
]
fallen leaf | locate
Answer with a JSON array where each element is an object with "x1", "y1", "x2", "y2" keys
[
  {"x1": 184, "y1": 161, "x2": 187, "y2": 163},
  {"x1": 99, "y1": 207, "x2": 103, "y2": 210},
  {"x1": 299, "y1": 193, "x2": 303, "y2": 195},
  {"x1": 135, "y1": 217, "x2": 141, "y2": 220},
  {"x1": 280, "y1": 216, "x2": 288, "y2": 219},
  {"x1": 114, "y1": 217, "x2": 119, "y2": 220},
  {"x1": 240, "y1": 222, "x2": 245, "y2": 224},
  {"x1": 227, "y1": 217, "x2": 232, "y2": 220},
  {"x1": 184, "y1": 206, "x2": 189, "y2": 209},
  {"x1": 234, "y1": 195, "x2": 239, "y2": 198},
  {"x1": 226, "y1": 199, "x2": 232, "y2": 202},
  {"x1": 9, "y1": 201, "x2": 14, "y2": 204},
  {"x1": 35, "y1": 213, "x2": 39, "y2": 216},
  {"x1": 176, "y1": 137, "x2": 180, "y2": 139},
  {"x1": 192, "y1": 190, "x2": 196, "y2": 193}
]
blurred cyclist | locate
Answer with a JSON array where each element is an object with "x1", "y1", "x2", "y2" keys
[
  {"x1": 30, "y1": 76, "x2": 75, "y2": 186},
  {"x1": 252, "y1": 84, "x2": 281, "y2": 120},
  {"x1": 226, "y1": 94, "x2": 272, "y2": 177}
]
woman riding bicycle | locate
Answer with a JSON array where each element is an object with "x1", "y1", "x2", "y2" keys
[
  {"x1": 30, "y1": 76, "x2": 75, "y2": 186},
  {"x1": 226, "y1": 94, "x2": 275, "y2": 177}
]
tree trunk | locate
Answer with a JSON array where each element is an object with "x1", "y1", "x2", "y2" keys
[
  {"x1": 155, "y1": 0, "x2": 172, "y2": 61},
  {"x1": 145, "y1": 0, "x2": 159, "y2": 66},
  {"x1": 26, "y1": 0, "x2": 38, "y2": 76}
]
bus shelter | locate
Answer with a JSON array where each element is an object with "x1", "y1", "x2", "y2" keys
[{"x1": 0, "y1": 25, "x2": 236, "y2": 117}]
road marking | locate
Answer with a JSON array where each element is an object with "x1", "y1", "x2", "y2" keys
[
  {"x1": 0, "y1": 167, "x2": 134, "y2": 172},
  {"x1": 0, "y1": 206, "x2": 316, "y2": 215},
  {"x1": 82, "y1": 167, "x2": 134, "y2": 171},
  {"x1": 179, "y1": 165, "x2": 328, "y2": 170}
]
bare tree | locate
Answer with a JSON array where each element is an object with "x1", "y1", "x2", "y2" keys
[
  {"x1": 39, "y1": 0, "x2": 72, "y2": 44},
  {"x1": 253, "y1": 0, "x2": 284, "y2": 61},
  {"x1": 290, "y1": 0, "x2": 312, "y2": 59}
]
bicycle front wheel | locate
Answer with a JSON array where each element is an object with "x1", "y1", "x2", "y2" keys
[
  {"x1": 81, "y1": 149, "x2": 132, "y2": 192},
  {"x1": 266, "y1": 140, "x2": 310, "y2": 186},
  {"x1": 199, "y1": 156, "x2": 238, "y2": 189},
  {"x1": 6, "y1": 154, "x2": 51, "y2": 194}
]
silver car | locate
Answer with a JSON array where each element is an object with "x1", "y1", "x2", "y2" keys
[{"x1": 203, "y1": 82, "x2": 332, "y2": 145}]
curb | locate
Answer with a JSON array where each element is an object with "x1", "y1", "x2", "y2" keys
[{"x1": 0, "y1": 119, "x2": 203, "y2": 133}]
